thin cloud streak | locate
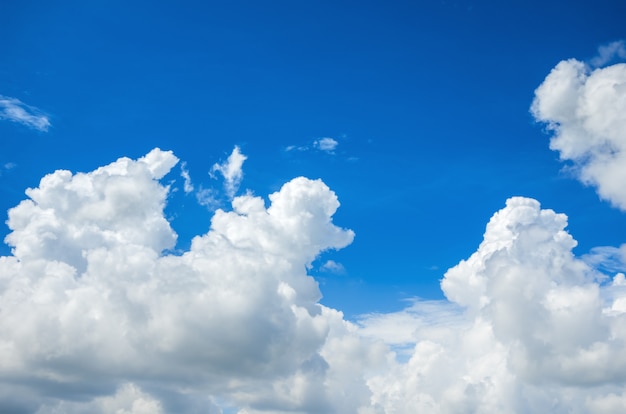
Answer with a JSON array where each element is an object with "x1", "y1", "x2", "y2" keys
[{"x1": 0, "y1": 95, "x2": 51, "y2": 132}]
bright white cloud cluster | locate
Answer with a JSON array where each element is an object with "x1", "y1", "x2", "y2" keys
[
  {"x1": 0, "y1": 149, "x2": 388, "y2": 413},
  {"x1": 363, "y1": 197, "x2": 626, "y2": 413},
  {"x1": 531, "y1": 44, "x2": 626, "y2": 209},
  {"x1": 0, "y1": 95, "x2": 51, "y2": 132},
  {"x1": 4, "y1": 150, "x2": 626, "y2": 414}
]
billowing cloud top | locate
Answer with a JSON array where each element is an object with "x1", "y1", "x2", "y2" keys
[
  {"x1": 0, "y1": 149, "x2": 369, "y2": 413},
  {"x1": 0, "y1": 95, "x2": 51, "y2": 132},
  {"x1": 532, "y1": 51, "x2": 626, "y2": 209}
]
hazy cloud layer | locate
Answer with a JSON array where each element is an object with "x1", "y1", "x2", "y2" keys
[
  {"x1": 532, "y1": 44, "x2": 626, "y2": 209},
  {"x1": 0, "y1": 95, "x2": 51, "y2": 132}
]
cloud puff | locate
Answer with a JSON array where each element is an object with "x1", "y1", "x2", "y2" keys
[
  {"x1": 0, "y1": 149, "x2": 387, "y2": 413},
  {"x1": 363, "y1": 197, "x2": 626, "y2": 413},
  {"x1": 531, "y1": 46, "x2": 626, "y2": 209},
  {"x1": 211, "y1": 146, "x2": 247, "y2": 199},
  {"x1": 0, "y1": 95, "x2": 51, "y2": 132}
]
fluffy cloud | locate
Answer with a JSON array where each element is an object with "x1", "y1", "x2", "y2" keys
[
  {"x1": 0, "y1": 148, "x2": 388, "y2": 413},
  {"x1": 0, "y1": 95, "x2": 51, "y2": 132},
  {"x1": 531, "y1": 45, "x2": 626, "y2": 209},
  {"x1": 2, "y1": 149, "x2": 626, "y2": 413},
  {"x1": 363, "y1": 197, "x2": 626, "y2": 413}
]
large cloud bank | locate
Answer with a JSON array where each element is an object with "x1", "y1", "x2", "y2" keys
[
  {"x1": 2, "y1": 48, "x2": 626, "y2": 413},
  {"x1": 0, "y1": 149, "x2": 385, "y2": 413}
]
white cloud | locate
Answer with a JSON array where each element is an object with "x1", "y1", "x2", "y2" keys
[
  {"x1": 2, "y1": 148, "x2": 626, "y2": 413},
  {"x1": 211, "y1": 146, "x2": 247, "y2": 199},
  {"x1": 0, "y1": 95, "x2": 51, "y2": 132},
  {"x1": 0, "y1": 149, "x2": 382, "y2": 413},
  {"x1": 314, "y1": 137, "x2": 338, "y2": 153},
  {"x1": 180, "y1": 161, "x2": 194, "y2": 193},
  {"x1": 531, "y1": 50, "x2": 626, "y2": 209},
  {"x1": 285, "y1": 137, "x2": 340, "y2": 154},
  {"x1": 363, "y1": 197, "x2": 626, "y2": 413}
]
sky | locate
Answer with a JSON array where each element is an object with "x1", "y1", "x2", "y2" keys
[{"x1": 2, "y1": 0, "x2": 626, "y2": 413}]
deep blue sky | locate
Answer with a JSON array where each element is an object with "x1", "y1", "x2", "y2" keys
[{"x1": 2, "y1": 0, "x2": 626, "y2": 317}]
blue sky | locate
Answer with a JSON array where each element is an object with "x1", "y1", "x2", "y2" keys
[
  {"x1": 3, "y1": 0, "x2": 625, "y2": 316},
  {"x1": 2, "y1": 1, "x2": 626, "y2": 413}
]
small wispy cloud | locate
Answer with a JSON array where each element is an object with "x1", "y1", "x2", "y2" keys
[
  {"x1": 314, "y1": 137, "x2": 338, "y2": 153},
  {"x1": 0, "y1": 162, "x2": 17, "y2": 177},
  {"x1": 320, "y1": 259, "x2": 346, "y2": 274},
  {"x1": 180, "y1": 161, "x2": 194, "y2": 194},
  {"x1": 196, "y1": 186, "x2": 220, "y2": 209},
  {"x1": 0, "y1": 95, "x2": 51, "y2": 132},
  {"x1": 590, "y1": 40, "x2": 626, "y2": 67},
  {"x1": 285, "y1": 137, "x2": 339, "y2": 154},
  {"x1": 210, "y1": 146, "x2": 247, "y2": 199}
]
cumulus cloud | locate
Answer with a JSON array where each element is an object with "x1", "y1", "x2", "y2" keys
[
  {"x1": 211, "y1": 146, "x2": 247, "y2": 198},
  {"x1": 363, "y1": 197, "x2": 626, "y2": 413},
  {"x1": 0, "y1": 149, "x2": 386, "y2": 413},
  {"x1": 531, "y1": 45, "x2": 626, "y2": 209},
  {"x1": 0, "y1": 95, "x2": 51, "y2": 132},
  {"x1": 2, "y1": 148, "x2": 626, "y2": 413}
]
